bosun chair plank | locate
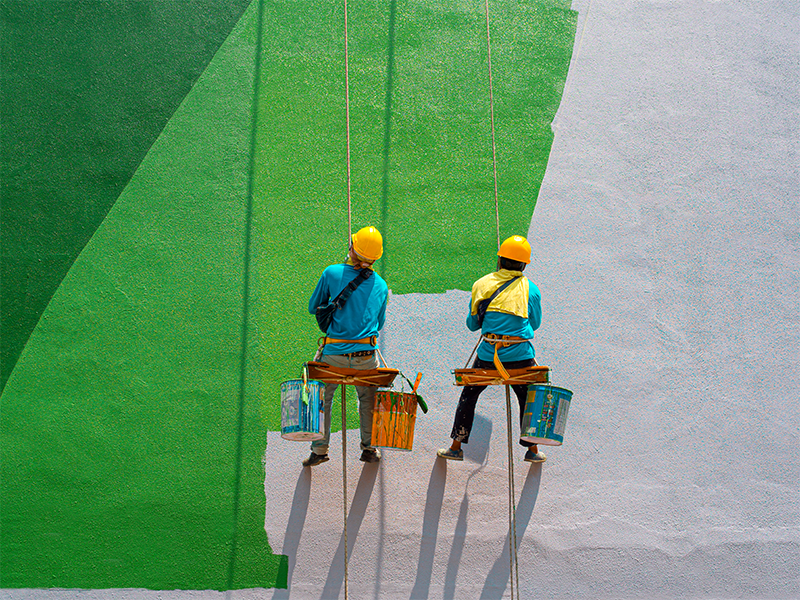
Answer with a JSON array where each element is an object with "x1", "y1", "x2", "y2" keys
[
  {"x1": 452, "y1": 366, "x2": 550, "y2": 387},
  {"x1": 306, "y1": 361, "x2": 399, "y2": 387}
]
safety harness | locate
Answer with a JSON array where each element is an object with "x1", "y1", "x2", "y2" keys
[
  {"x1": 464, "y1": 333, "x2": 534, "y2": 382},
  {"x1": 321, "y1": 335, "x2": 377, "y2": 347}
]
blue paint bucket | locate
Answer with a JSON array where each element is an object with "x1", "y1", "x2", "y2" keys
[
  {"x1": 520, "y1": 384, "x2": 573, "y2": 446},
  {"x1": 280, "y1": 379, "x2": 325, "y2": 441}
]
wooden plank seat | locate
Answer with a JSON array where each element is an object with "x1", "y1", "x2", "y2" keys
[
  {"x1": 452, "y1": 366, "x2": 550, "y2": 387},
  {"x1": 306, "y1": 361, "x2": 399, "y2": 387}
]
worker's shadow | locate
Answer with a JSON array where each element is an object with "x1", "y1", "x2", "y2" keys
[
  {"x1": 409, "y1": 458, "x2": 448, "y2": 600},
  {"x1": 441, "y1": 414, "x2": 492, "y2": 599},
  {"x1": 478, "y1": 463, "x2": 544, "y2": 599},
  {"x1": 319, "y1": 462, "x2": 380, "y2": 599},
  {"x1": 271, "y1": 469, "x2": 312, "y2": 599},
  {"x1": 409, "y1": 414, "x2": 491, "y2": 600}
]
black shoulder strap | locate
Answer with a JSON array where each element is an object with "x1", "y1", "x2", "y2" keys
[
  {"x1": 490, "y1": 276, "x2": 519, "y2": 303},
  {"x1": 331, "y1": 268, "x2": 373, "y2": 309},
  {"x1": 476, "y1": 276, "x2": 521, "y2": 326}
]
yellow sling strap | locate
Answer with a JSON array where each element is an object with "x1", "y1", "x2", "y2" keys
[{"x1": 483, "y1": 334, "x2": 533, "y2": 382}]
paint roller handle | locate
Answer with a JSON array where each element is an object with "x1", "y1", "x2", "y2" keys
[
  {"x1": 411, "y1": 372, "x2": 428, "y2": 413},
  {"x1": 399, "y1": 371, "x2": 428, "y2": 414},
  {"x1": 412, "y1": 372, "x2": 422, "y2": 394}
]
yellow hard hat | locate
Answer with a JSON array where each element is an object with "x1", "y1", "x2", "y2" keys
[
  {"x1": 351, "y1": 226, "x2": 383, "y2": 261},
  {"x1": 498, "y1": 235, "x2": 531, "y2": 264}
]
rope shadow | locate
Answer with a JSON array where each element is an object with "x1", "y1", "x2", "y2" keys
[
  {"x1": 409, "y1": 459, "x2": 448, "y2": 600},
  {"x1": 228, "y1": 0, "x2": 266, "y2": 588},
  {"x1": 319, "y1": 462, "x2": 380, "y2": 599},
  {"x1": 379, "y1": 0, "x2": 398, "y2": 285},
  {"x1": 479, "y1": 464, "x2": 543, "y2": 599},
  {"x1": 270, "y1": 469, "x2": 312, "y2": 599}
]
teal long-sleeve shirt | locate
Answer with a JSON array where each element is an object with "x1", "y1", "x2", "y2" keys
[
  {"x1": 467, "y1": 279, "x2": 542, "y2": 362},
  {"x1": 308, "y1": 263, "x2": 388, "y2": 356}
]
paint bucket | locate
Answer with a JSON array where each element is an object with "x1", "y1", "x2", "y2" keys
[
  {"x1": 520, "y1": 384, "x2": 573, "y2": 446},
  {"x1": 371, "y1": 389, "x2": 419, "y2": 451},
  {"x1": 280, "y1": 379, "x2": 325, "y2": 441}
]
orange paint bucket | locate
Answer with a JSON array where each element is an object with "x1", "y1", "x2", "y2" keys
[{"x1": 371, "y1": 389, "x2": 419, "y2": 451}]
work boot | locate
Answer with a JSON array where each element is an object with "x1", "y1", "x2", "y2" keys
[
  {"x1": 302, "y1": 452, "x2": 329, "y2": 467},
  {"x1": 524, "y1": 449, "x2": 546, "y2": 463},
  {"x1": 359, "y1": 448, "x2": 381, "y2": 463}
]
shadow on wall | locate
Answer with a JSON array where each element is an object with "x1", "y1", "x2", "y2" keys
[
  {"x1": 321, "y1": 464, "x2": 381, "y2": 598},
  {"x1": 465, "y1": 413, "x2": 493, "y2": 465},
  {"x1": 480, "y1": 466, "x2": 544, "y2": 599},
  {"x1": 270, "y1": 464, "x2": 381, "y2": 599},
  {"x1": 272, "y1": 469, "x2": 313, "y2": 597},
  {"x1": 269, "y1": 428, "x2": 541, "y2": 599},
  {"x1": 410, "y1": 459, "x2": 448, "y2": 599}
]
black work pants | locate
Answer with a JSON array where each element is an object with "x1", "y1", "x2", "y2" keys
[{"x1": 450, "y1": 357, "x2": 536, "y2": 448}]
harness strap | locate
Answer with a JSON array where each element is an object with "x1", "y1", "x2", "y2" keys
[
  {"x1": 322, "y1": 335, "x2": 378, "y2": 346},
  {"x1": 482, "y1": 334, "x2": 533, "y2": 382}
]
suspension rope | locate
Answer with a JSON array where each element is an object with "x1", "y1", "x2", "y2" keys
[
  {"x1": 341, "y1": 0, "x2": 353, "y2": 593},
  {"x1": 504, "y1": 385, "x2": 521, "y2": 599},
  {"x1": 485, "y1": 0, "x2": 520, "y2": 591},
  {"x1": 343, "y1": 0, "x2": 353, "y2": 241},
  {"x1": 341, "y1": 385, "x2": 349, "y2": 599},
  {"x1": 483, "y1": 0, "x2": 501, "y2": 250}
]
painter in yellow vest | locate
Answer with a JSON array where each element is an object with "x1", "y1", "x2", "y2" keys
[{"x1": 437, "y1": 235, "x2": 547, "y2": 463}]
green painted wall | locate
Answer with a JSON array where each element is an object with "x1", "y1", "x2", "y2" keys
[
  {"x1": 0, "y1": 0, "x2": 576, "y2": 591},
  {"x1": 254, "y1": 0, "x2": 577, "y2": 429},
  {"x1": 1, "y1": 1, "x2": 285, "y2": 589},
  {"x1": 0, "y1": 0, "x2": 251, "y2": 392}
]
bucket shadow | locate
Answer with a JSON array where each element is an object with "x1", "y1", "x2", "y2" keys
[
  {"x1": 409, "y1": 459, "x2": 448, "y2": 600},
  {"x1": 479, "y1": 464, "x2": 543, "y2": 599},
  {"x1": 319, "y1": 462, "x2": 380, "y2": 599},
  {"x1": 464, "y1": 413, "x2": 492, "y2": 464},
  {"x1": 270, "y1": 469, "x2": 312, "y2": 599}
]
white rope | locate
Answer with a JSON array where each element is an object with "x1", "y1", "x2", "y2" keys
[
  {"x1": 483, "y1": 0, "x2": 501, "y2": 250},
  {"x1": 341, "y1": 385, "x2": 349, "y2": 599},
  {"x1": 505, "y1": 384, "x2": 521, "y2": 600},
  {"x1": 341, "y1": 0, "x2": 353, "y2": 588},
  {"x1": 343, "y1": 0, "x2": 353, "y2": 241}
]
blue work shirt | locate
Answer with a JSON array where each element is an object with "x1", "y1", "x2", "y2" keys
[
  {"x1": 467, "y1": 279, "x2": 542, "y2": 362},
  {"x1": 309, "y1": 263, "x2": 388, "y2": 356}
]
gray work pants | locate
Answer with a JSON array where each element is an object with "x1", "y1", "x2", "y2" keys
[{"x1": 310, "y1": 353, "x2": 379, "y2": 456}]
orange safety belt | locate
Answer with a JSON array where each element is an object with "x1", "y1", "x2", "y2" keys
[
  {"x1": 483, "y1": 334, "x2": 532, "y2": 382},
  {"x1": 321, "y1": 335, "x2": 378, "y2": 346}
]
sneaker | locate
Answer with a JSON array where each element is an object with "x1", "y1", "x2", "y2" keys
[
  {"x1": 436, "y1": 447, "x2": 464, "y2": 461},
  {"x1": 524, "y1": 449, "x2": 546, "y2": 463},
  {"x1": 302, "y1": 452, "x2": 329, "y2": 467},
  {"x1": 360, "y1": 448, "x2": 381, "y2": 463}
]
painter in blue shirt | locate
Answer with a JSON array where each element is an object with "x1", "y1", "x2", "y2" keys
[
  {"x1": 302, "y1": 226, "x2": 388, "y2": 468},
  {"x1": 437, "y1": 235, "x2": 547, "y2": 464},
  {"x1": 308, "y1": 264, "x2": 388, "y2": 357}
]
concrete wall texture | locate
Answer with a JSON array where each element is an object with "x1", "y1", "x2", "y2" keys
[{"x1": 1, "y1": 0, "x2": 798, "y2": 598}]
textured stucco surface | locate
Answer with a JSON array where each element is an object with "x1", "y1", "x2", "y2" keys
[{"x1": 2, "y1": 0, "x2": 799, "y2": 597}]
